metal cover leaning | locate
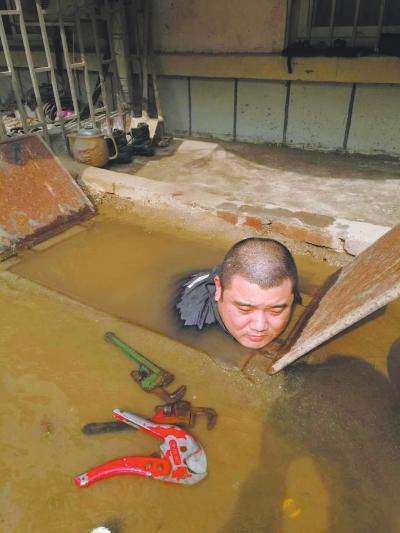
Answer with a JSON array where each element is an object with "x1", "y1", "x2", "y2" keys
[
  {"x1": 270, "y1": 224, "x2": 400, "y2": 373},
  {"x1": 0, "y1": 134, "x2": 95, "y2": 260}
]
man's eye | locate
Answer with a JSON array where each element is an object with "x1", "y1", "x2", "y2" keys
[
  {"x1": 269, "y1": 309, "x2": 284, "y2": 316},
  {"x1": 238, "y1": 307, "x2": 251, "y2": 313}
]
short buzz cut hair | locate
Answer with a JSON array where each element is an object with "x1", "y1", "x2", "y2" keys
[{"x1": 219, "y1": 237, "x2": 301, "y2": 303}]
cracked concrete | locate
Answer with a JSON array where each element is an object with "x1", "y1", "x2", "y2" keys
[{"x1": 64, "y1": 137, "x2": 400, "y2": 259}]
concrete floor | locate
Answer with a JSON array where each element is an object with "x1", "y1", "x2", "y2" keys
[{"x1": 62, "y1": 137, "x2": 400, "y2": 258}]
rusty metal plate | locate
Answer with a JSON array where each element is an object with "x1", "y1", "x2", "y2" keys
[
  {"x1": 0, "y1": 134, "x2": 95, "y2": 260},
  {"x1": 270, "y1": 224, "x2": 400, "y2": 374}
]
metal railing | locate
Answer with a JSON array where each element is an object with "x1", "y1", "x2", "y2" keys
[
  {"x1": 0, "y1": 0, "x2": 131, "y2": 144},
  {"x1": 296, "y1": 0, "x2": 394, "y2": 49}
]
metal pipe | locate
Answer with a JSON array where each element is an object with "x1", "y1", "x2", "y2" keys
[
  {"x1": 148, "y1": 1, "x2": 164, "y2": 134},
  {"x1": 129, "y1": 0, "x2": 142, "y2": 96},
  {"x1": 142, "y1": 0, "x2": 149, "y2": 114},
  {"x1": 73, "y1": 0, "x2": 95, "y2": 126},
  {"x1": 36, "y1": 0, "x2": 66, "y2": 139},
  {"x1": 70, "y1": 62, "x2": 85, "y2": 69},
  {"x1": 25, "y1": 21, "x2": 75, "y2": 27},
  {"x1": 104, "y1": 0, "x2": 124, "y2": 124},
  {"x1": 5, "y1": 0, "x2": 20, "y2": 40},
  {"x1": 0, "y1": 13, "x2": 28, "y2": 133},
  {"x1": 34, "y1": 66, "x2": 52, "y2": 73},
  {"x1": 119, "y1": 0, "x2": 135, "y2": 111},
  {"x1": 90, "y1": 2, "x2": 112, "y2": 133},
  {"x1": 0, "y1": 9, "x2": 21, "y2": 15},
  {"x1": 14, "y1": 0, "x2": 49, "y2": 141},
  {"x1": 149, "y1": 58, "x2": 163, "y2": 123},
  {"x1": 0, "y1": 112, "x2": 7, "y2": 140},
  {"x1": 57, "y1": 0, "x2": 81, "y2": 129}
]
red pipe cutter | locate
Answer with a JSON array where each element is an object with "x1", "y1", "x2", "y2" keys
[{"x1": 74, "y1": 408, "x2": 208, "y2": 487}]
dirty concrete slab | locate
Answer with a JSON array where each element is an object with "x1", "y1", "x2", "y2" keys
[
  {"x1": 124, "y1": 139, "x2": 400, "y2": 227},
  {"x1": 77, "y1": 137, "x2": 400, "y2": 257}
]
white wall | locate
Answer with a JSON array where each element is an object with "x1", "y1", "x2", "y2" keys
[
  {"x1": 347, "y1": 85, "x2": 400, "y2": 156},
  {"x1": 191, "y1": 79, "x2": 234, "y2": 140},
  {"x1": 158, "y1": 77, "x2": 190, "y2": 135},
  {"x1": 158, "y1": 76, "x2": 400, "y2": 157},
  {"x1": 152, "y1": 0, "x2": 286, "y2": 54},
  {"x1": 236, "y1": 80, "x2": 287, "y2": 144},
  {"x1": 286, "y1": 82, "x2": 351, "y2": 150}
]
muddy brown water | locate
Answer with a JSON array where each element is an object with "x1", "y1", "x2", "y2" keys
[{"x1": 2, "y1": 204, "x2": 400, "y2": 532}]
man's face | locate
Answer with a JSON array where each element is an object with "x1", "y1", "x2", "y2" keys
[{"x1": 214, "y1": 274, "x2": 295, "y2": 349}]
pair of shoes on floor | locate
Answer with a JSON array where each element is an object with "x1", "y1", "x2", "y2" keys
[
  {"x1": 127, "y1": 122, "x2": 154, "y2": 157},
  {"x1": 107, "y1": 123, "x2": 156, "y2": 164}
]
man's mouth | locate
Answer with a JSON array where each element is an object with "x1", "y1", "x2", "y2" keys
[{"x1": 246, "y1": 334, "x2": 268, "y2": 343}]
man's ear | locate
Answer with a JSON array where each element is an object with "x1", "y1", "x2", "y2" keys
[{"x1": 214, "y1": 275, "x2": 222, "y2": 301}]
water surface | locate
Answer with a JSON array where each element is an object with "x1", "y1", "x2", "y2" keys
[{"x1": 2, "y1": 205, "x2": 400, "y2": 532}]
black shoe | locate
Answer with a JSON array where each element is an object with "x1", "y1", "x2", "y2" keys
[
  {"x1": 111, "y1": 145, "x2": 133, "y2": 164},
  {"x1": 130, "y1": 122, "x2": 150, "y2": 143},
  {"x1": 127, "y1": 139, "x2": 154, "y2": 157},
  {"x1": 112, "y1": 129, "x2": 128, "y2": 149}
]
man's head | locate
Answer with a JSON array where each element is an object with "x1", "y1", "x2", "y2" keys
[{"x1": 214, "y1": 238, "x2": 300, "y2": 349}]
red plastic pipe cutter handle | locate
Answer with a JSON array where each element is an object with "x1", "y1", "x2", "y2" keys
[{"x1": 74, "y1": 455, "x2": 171, "y2": 487}]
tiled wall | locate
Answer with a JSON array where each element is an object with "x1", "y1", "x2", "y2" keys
[
  {"x1": 286, "y1": 82, "x2": 351, "y2": 150},
  {"x1": 347, "y1": 85, "x2": 400, "y2": 155},
  {"x1": 158, "y1": 76, "x2": 400, "y2": 156},
  {"x1": 236, "y1": 80, "x2": 287, "y2": 144}
]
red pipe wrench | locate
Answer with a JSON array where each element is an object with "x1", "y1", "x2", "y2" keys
[{"x1": 74, "y1": 408, "x2": 207, "y2": 487}]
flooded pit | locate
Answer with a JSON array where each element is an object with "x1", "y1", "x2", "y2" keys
[{"x1": 1, "y1": 203, "x2": 400, "y2": 532}]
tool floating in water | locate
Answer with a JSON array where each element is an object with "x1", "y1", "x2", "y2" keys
[
  {"x1": 82, "y1": 399, "x2": 217, "y2": 435},
  {"x1": 104, "y1": 332, "x2": 186, "y2": 403},
  {"x1": 75, "y1": 408, "x2": 207, "y2": 487},
  {"x1": 82, "y1": 332, "x2": 218, "y2": 436},
  {"x1": 152, "y1": 400, "x2": 217, "y2": 430}
]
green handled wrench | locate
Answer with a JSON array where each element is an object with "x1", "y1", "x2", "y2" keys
[{"x1": 104, "y1": 332, "x2": 186, "y2": 403}]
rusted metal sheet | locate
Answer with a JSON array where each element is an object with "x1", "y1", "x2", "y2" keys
[
  {"x1": 270, "y1": 224, "x2": 400, "y2": 374},
  {"x1": 0, "y1": 134, "x2": 95, "y2": 260}
]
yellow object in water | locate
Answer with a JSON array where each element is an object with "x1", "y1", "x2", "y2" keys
[{"x1": 282, "y1": 498, "x2": 302, "y2": 518}]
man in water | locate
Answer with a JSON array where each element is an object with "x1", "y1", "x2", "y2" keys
[{"x1": 175, "y1": 237, "x2": 301, "y2": 350}]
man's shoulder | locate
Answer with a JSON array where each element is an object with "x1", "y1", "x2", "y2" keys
[
  {"x1": 180, "y1": 271, "x2": 213, "y2": 291},
  {"x1": 175, "y1": 269, "x2": 218, "y2": 329}
]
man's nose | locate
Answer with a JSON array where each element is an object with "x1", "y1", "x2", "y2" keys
[{"x1": 250, "y1": 311, "x2": 268, "y2": 332}]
